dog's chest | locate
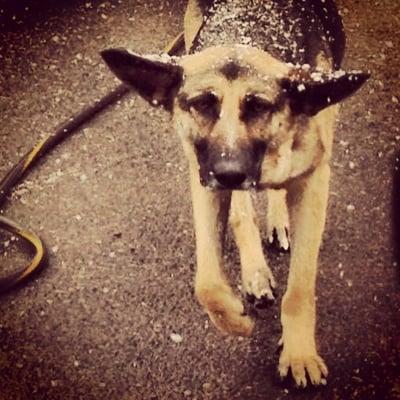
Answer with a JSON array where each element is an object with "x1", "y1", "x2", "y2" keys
[{"x1": 192, "y1": 0, "x2": 330, "y2": 67}]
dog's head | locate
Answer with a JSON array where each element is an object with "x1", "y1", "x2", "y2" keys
[{"x1": 101, "y1": 46, "x2": 368, "y2": 190}]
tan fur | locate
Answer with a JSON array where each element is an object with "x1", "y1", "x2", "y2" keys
[
  {"x1": 172, "y1": 40, "x2": 340, "y2": 386},
  {"x1": 102, "y1": 0, "x2": 365, "y2": 387},
  {"x1": 266, "y1": 189, "x2": 289, "y2": 250},
  {"x1": 183, "y1": 0, "x2": 204, "y2": 53},
  {"x1": 188, "y1": 160, "x2": 254, "y2": 336},
  {"x1": 230, "y1": 190, "x2": 276, "y2": 300}
]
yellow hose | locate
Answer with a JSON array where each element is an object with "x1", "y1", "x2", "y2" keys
[{"x1": 0, "y1": 31, "x2": 185, "y2": 293}]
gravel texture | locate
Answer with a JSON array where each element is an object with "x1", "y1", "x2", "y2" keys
[{"x1": 0, "y1": 1, "x2": 399, "y2": 399}]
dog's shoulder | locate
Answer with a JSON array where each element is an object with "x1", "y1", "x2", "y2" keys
[{"x1": 186, "y1": 0, "x2": 345, "y2": 69}]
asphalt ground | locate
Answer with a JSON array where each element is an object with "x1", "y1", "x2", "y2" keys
[{"x1": 0, "y1": 1, "x2": 399, "y2": 399}]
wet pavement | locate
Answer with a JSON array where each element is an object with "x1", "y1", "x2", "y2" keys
[{"x1": 0, "y1": 1, "x2": 399, "y2": 399}]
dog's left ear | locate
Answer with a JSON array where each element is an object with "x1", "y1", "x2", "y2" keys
[
  {"x1": 101, "y1": 48, "x2": 183, "y2": 110},
  {"x1": 281, "y1": 70, "x2": 370, "y2": 116}
]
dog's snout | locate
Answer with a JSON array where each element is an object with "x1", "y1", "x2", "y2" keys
[
  {"x1": 194, "y1": 138, "x2": 209, "y2": 165},
  {"x1": 253, "y1": 139, "x2": 267, "y2": 158},
  {"x1": 213, "y1": 162, "x2": 248, "y2": 188},
  {"x1": 194, "y1": 138, "x2": 208, "y2": 155},
  {"x1": 215, "y1": 170, "x2": 247, "y2": 188},
  {"x1": 196, "y1": 142, "x2": 263, "y2": 189}
]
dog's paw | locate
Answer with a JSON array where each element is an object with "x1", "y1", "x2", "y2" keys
[
  {"x1": 242, "y1": 266, "x2": 276, "y2": 308},
  {"x1": 278, "y1": 337, "x2": 328, "y2": 387},
  {"x1": 196, "y1": 284, "x2": 254, "y2": 337},
  {"x1": 267, "y1": 225, "x2": 290, "y2": 251}
]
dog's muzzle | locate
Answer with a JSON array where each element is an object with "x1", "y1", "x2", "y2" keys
[
  {"x1": 211, "y1": 159, "x2": 255, "y2": 189},
  {"x1": 195, "y1": 139, "x2": 266, "y2": 190}
]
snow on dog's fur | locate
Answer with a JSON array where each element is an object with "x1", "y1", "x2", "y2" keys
[{"x1": 101, "y1": 0, "x2": 368, "y2": 387}]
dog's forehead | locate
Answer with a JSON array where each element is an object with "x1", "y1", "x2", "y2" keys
[{"x1": 180, "y1": 46, "x2": 290, "y2": 78}]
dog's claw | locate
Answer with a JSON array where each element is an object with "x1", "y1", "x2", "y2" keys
[
  {"x1": 246, "y1": 292, "x2": 275, "y2": 309},
  {"x1": 243, "y1": 268, "x2": 276, "y2": 308},
  {"x1": 267, "y1": 228, "x2": 290, "y2": 251},
  {"x1": 276, "y1": 337, "x2": 284, "y2": 354}
]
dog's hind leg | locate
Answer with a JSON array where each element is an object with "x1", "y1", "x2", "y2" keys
[
  {"x1": 230, "y1": 191, "x2": 276, "y2": 306},
  {"x1": 266, "y1": 189, "x2": 290, "y2": 251},
  {"x1": 189, "y1": 164, "x2": 254, "y2": 337}
]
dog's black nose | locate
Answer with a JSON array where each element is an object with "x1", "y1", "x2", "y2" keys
[
  {"x1": 214, "y1": 169, "x2": 247, "y2": 188},
  {"x1": 213, "y1": 159, "x2": 249, "y2": 189}
]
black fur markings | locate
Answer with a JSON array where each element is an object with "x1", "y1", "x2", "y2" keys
[
  {"x1": 101, "y1": 49, "x2": 183, "y2": 110},
  {"x1": 219, "y1": 60, "x2": 244, "y2": 81},
  {"x1": 281, "y1": 71, "x2": 370, "y2": 116},
  {"x1": 192, "y1": 0, "x2": 346, "y2": 69},
  {"x1": 178, "y1": 91, "x2": 221, "y2": 120}
]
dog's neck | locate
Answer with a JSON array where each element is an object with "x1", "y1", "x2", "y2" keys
[{"x1": 191, "y1": 0, "x2": 338, "y2": 68}]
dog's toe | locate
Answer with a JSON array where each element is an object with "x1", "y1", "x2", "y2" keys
[
  {"x1": 278, "y1": 340, "x2": 328, "y2": 388},
  {"x1": 267, "y1": 227, "x2": 290, "y2": 252},
  {"x1": 242, "y1": 266, "x2": 276, "y2": 303},
  {"x1": 246, "y1": 291, "x2": 276, "y2": 309}
]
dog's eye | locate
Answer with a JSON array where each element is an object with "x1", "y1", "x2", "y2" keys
[
  {"x1": 241, "y1": 95, "x2": 274, "y2": 121},
  {"x1": 188, "y1": 92, "x2": 220, "y2": 119}
]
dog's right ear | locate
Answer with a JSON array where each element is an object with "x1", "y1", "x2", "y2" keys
[{"x1": 101, "y1": 48, "x2": 183, "y2": 110}]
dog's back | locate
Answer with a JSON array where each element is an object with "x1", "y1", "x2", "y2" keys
[{"x1": 190, "y1": 0, "x2": 345, "y2": 69}]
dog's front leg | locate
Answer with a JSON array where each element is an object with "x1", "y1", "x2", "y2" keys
[
  {"x1": 278, "y1": 163, "x2": 330, "y2": 387},
  {"x1": 230, "y1": 191, "x2": 276, "y2": 305},
  {"x1": 189, "y1": 164, "x2": 254, "y2": 337}
]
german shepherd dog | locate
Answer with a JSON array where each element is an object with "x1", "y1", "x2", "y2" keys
[{"x1": 101, "y1": 0, "x2": 368, "y2": 387}]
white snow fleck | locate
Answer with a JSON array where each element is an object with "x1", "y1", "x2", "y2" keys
[
  {"x1": 170, "y1": 333, "x2": 183, "y2": 343},
  {"x1": 193, "y1": 0, "x2": 320, "y2": 64},
  {"x1": 346, "y1": 280, "x2": 353, "y2": 287},
  {"x1": 297, "y1": 83, "x2": 306, "y2": 92}
]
